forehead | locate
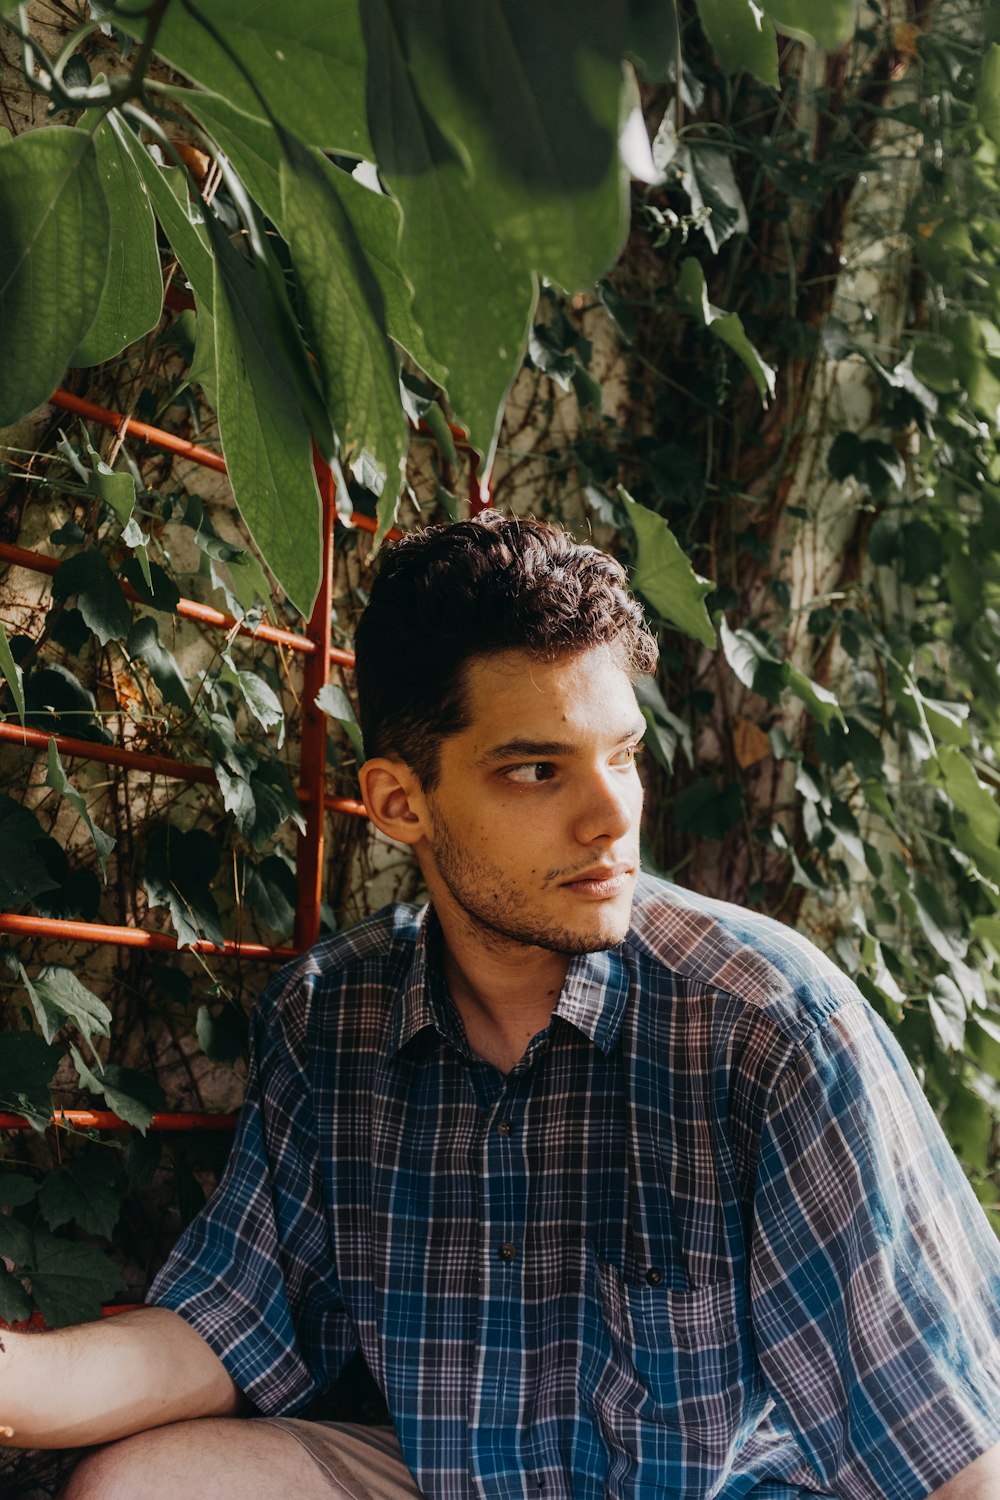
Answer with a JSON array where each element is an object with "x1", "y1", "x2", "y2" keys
[{"x1": 458, "y1": 646, "x2": 639, "y2": 742}]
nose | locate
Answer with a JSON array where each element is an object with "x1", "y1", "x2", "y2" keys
[{"x1": 573, "y1": 765, "x2": 641, "y2": 846}]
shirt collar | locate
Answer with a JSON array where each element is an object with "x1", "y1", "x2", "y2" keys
[{"x1": 386, "y1": 905, "x2": 632, "y2": 1060}]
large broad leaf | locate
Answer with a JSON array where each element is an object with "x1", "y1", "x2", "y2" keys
[
  {"x1": 929, "y1": 746, "x2": 1000, "y2": 888},
  {"x1": 694, "y1": 0, "x2": 779, "y2": 86},
  {"x1": 677, "y1": 258, "x2": 776, "y2": 403},
  {"x1": 38, "y1": 1155, "x2": 121, "y2": 1239},
  {"x1": 20, "y1": 962, "x2": 112, "y2": 1060},
  {"x1": 205, "y1": 219, "x2": 322, "y2": 617},
  {"x1": 763, "y1": 0, "x2": 856, "y2": 50},
  {"x1": 0, "y1": 1031, "x2": 60, "y2": 1131},
  {"x1": 676, "y1": 145, "x2": 750, "y2": 255},
  {"x1": 279, "y1": 138, "x2": 407, "y2": 523},
  {"x1": 45, "y1": 738, "x2": 116, "y2": 876},
  {"x1": 0, "y1": 796, "x2": 59, "y2": 907},
  {"x1": 70, "y1": 115, "x2": 163, "y2": 367},
  {"x1": 618, "y1": 489, "x2": 716, "y2": 648},
  {"x1": 0, "y1": 1263, "x2": 31, "y2": 1325},
  {"x1": 142, "y1": 0, "x2": 371, "y2": 157},
  {"x1": 128, "y1": 617, "x2": 190, "y2": 712},
  {"x1": 178, "y1": 89, "x2": 447, "y2": 385},
  {"x1": 0, "y1": 127, "x2": 109, "y2": 425},
  {"x1": 977, "y1": 43, "x2": 1000, "y2": 149},
  {"x1": 363, "y1": 0, "x2": 537, "y2": 455},
  {"x1": 387, "y1": 0, "x2": 629, "y2": 291},
  {"x1": 18, "y1": 1226, "x2": 122, "y2": 1328},
  {"x1": 51, "y1": 550, "x2": 131, "y2": 646},
  {"x1": 143, "y1": 824, "x2": 224, "y2": 951},
  {"x1": 115, "y1": 122, "x2": 215, "y2": 311}
]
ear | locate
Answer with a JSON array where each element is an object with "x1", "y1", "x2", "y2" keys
[{"x1": 358, "y1": 756, "x2": 429, "y2": 846}]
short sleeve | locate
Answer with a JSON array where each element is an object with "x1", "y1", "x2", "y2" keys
[
  {"x1": 750, "y1": 999, "x2": 1000, "y2": 1500},
  {"x1": 147, "y1": 975, "x2": 350, "y2": 1414}
]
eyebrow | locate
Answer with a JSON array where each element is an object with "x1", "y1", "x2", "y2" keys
[{"x1": 476, "y1": 722, "x2": 647, "y2": 767}]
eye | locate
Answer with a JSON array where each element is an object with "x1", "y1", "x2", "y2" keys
[
  {"x1": 613, "y1": 741, "x2": 643, "y2": 766},
  {"x1": 503, "y1": 762, "x2": 556, "y2": 784}
]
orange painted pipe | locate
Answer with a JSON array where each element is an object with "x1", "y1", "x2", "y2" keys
[
  {"x1": 0, "y1": 1110, "x2": 237, "y2": 1131},
  {"x1": 0, "y1": 721, "x2": 367, "y2": 818},
  {"x1": 0, "y1": 912, "x2": 299, "y2": 960},
  {"x1": 0, "y1": 540, "x2": 355, "y2": 667}
]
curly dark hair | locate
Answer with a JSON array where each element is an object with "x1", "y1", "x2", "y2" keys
[{"x1": 353, "y1": 512, "x2": 658, "y2": 789}]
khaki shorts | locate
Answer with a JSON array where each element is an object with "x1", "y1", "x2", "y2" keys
[{"x1": 260, "y1": 1419, "x2": 423, "y2": 1500}]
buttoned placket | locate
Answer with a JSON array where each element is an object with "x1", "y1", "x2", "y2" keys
[{"x1": 469, "y1": 1034, "x2": 550, "y2": 1499}]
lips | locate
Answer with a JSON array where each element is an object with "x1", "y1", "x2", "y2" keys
[{"x1": 560, "y1": 865, "x2": 633, "y2": 897}]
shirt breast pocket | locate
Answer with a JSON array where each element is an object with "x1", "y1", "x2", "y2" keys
[{"x1": 581, "y1": 1247, "x2": 758, "y2": 1494}]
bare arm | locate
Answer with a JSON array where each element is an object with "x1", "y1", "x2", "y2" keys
[
  {"x1": 0, "y1": 1306, "x2": 241, "y2": 1450},
  {"x1": 929, "y1": 1440, "x2": 1000, "y2": 1499}
]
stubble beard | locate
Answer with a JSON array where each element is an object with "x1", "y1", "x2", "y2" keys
[{"x1": 427, "y1": 805, "x2": 633, "y2": 956}]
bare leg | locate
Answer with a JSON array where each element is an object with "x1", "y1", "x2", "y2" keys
[{"x1": 59, "y1": 1416, "x2": 366, "y2": 1500}]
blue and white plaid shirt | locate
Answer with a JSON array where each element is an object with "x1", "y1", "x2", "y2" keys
[{"x1": 149, "y1": 873, "x2": 1000, "y2": 1498}]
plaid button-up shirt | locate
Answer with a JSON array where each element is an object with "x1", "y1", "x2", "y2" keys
[{"x1": 149, "y1": 873, "x2": 1000, "y2": 1498}]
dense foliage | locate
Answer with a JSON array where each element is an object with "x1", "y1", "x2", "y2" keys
[{"x1": 1, "y1": 0, "x2": 999, "y2": 1357}]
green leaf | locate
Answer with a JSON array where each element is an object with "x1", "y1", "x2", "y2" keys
[
  {"x1": 221, "y1": 651, "x2": 284, "y2": 744},
  {"x1": 143, "y1": 825, "x2": 224, "y2": 951},
  {"x1": 676, "y1": 258, "x2": 775, "y2": 403},
  {"x1": 278, "y1": 138, "x2": 408, "y2": 525},
  {"x1": 634, "y1": 674, "x2": 693, "y2": 771},
  {"x1": 20, "y1": 962, "x2": 112, "y2": 1059},
  {"x1": 694, "y1": 0, "x2": 779, "y2": 85},
  {"x1": 927, "y1": 974, "x2": 967, "y2": 1055},
  {"x1": 207, "y1": 220, "x2": 322, "y2": 617},
  {"x1": 763, "y1": 0, "x2": 857, "y2": 50},
  {"x1": 45, "y1": 738, "x2": 116, "y2": 876},
  {"x1": 119, "y1": 558, "x2": 181, "y2": 614},
  {"x1": 928, "y1": 746, "x2": 1000, "y2": 887},
  {"x1": 30, "y1": 838, "x2": 100, "y2": 923},
  {"x1": 128, "y1": 616, "x2": 190, "y2": 712},
  {"x1": 196, "y1": 1002, "x2": 249, "y2": 1065},
  {"x1": 69, "y1": 1044, "x2": 163, "y2": 1136},
  {"x1": 618, "y1": 488, "x2": 716, "y2": 647},
  {"x1": 0, "y1": 1173, "x2": 39, "y2": 1208},
  {"x1": 0, "y1": 796, "x2": 59, "y2": 907},
  {"x1": 235, "y1": 853, "x2": 296, "y2": 938},
  {"x1": 976, "y1": 43, "x2": 1000, "y2": 148},
  {"x1": 244, "y1": 761, "x2": 306, "y2": 851},
  {"x1": 125, "y1": 1132, "x2": 162, "y2": 1190},
  {"x1": 0, "y1": 127, "x2": 110, "y2": 425},
  {"x1": 316, "y1": 682, "x2": 365, "y2": 761},
  {"x1": 719, "y1": 618, "x2": 845, "y2": 731},
  {"x1": 673, "y1": 777, "x2": 745, "y2": 838},
  {"x1": 115, "y1": 126, "x2": 214, "y2": 311},
  {"x1": 0, "y1": 1031, "x2": 60, "y2": 1131},
  {"x1": 0, "y1": 1263, "x2": 31, "y2": 1325},
  {"x1": 827, "y1": 431, "x2": 904, "y2": 499},
  {"x1": 142, "y1": 0, "x2": 372, "y2": 157},
  {"x1": 0, "y1": 617, "x2": 25, "y2": 724},
  {"x1": 677, "y1": 144, "x2": 750, "y2": 254},
  {"x1": 362, "y1": 0, "x2": 537, "y2": 454},
  {"x1": 38, "y1": 1155, "x2": 121, "y2": 1239},
  {"x1": 23, "y1": 1226, "x2": 122, "y2": 1328},
  {"x1": 50, "y1": 551, "x2": 131, "y2": 646},
  {"x1": 70, "y1": 115, "x2": 163, "y2": 367}
]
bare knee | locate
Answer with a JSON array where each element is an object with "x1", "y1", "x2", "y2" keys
[{"x1": 60, "y1": 1437, "x2": 138, "y2": 1500}]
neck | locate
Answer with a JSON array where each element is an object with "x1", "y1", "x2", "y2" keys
[{"x1": 431, "y1": 889, "x2": 571, "y2": 1073}]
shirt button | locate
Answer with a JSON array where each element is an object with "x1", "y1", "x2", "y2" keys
[
  {"x1": 498, "y1": 1241, "x2": 518, "y2": 1262},
  {"x1": 645, "y1": 1266, "x2": 664, "y2": 1286},
  {"x1": 496, "y1": 1119, "x2": 513, "y2": 1137}
]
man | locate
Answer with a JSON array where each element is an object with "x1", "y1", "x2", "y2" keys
[{"x1": 4, "y1": 514, "x2": 1000, "y2": 1498}]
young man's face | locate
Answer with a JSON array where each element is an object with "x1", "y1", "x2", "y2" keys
[{"x1": 420, "y1": 645, "x2": 646, "y2": 954}]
